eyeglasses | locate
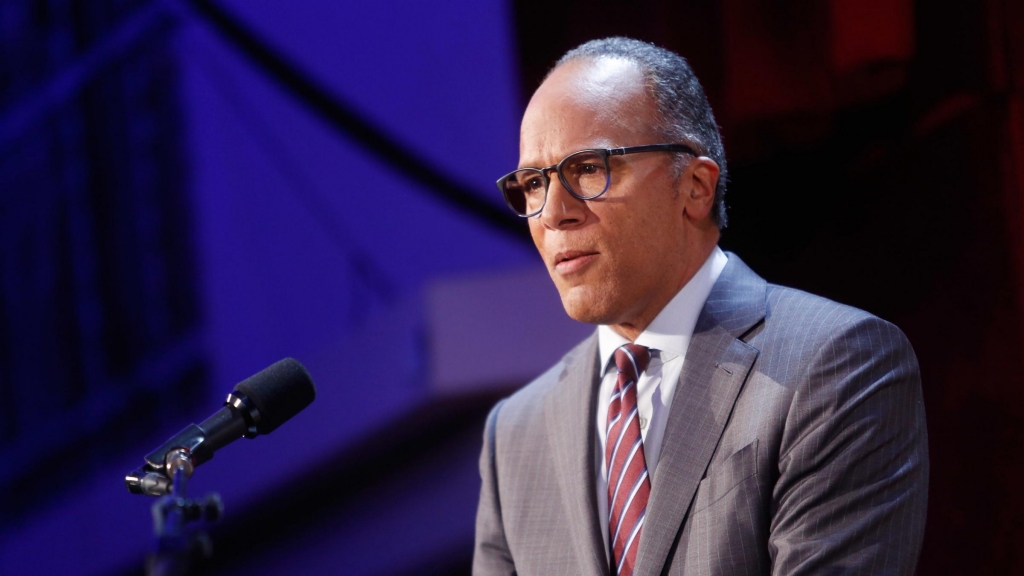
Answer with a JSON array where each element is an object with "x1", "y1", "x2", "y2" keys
[{"x1": 496, "y1": 143, "x2": 698, "y2": 217}]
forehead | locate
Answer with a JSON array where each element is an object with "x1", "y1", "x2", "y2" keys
[{"x1": 519, "y1": 57, "x2": 660, "y2": 166}]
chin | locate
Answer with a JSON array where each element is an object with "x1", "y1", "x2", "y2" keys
[{"x1": 557, "y1": 285, "x2": 615, "y2": 325}]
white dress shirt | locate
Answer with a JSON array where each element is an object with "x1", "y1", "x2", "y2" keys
[{"x1": 595, "y1": 246, "x2": 728, "y2": 554}]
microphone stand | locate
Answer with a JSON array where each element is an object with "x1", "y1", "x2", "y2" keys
[
  {"x1": 144, "y1": 448, "x2": 223, "y2": 576},
  {"x1": 126, "y1": 358, "x2": 315, "y2": 574}
]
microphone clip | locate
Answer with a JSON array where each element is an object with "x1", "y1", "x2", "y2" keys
[{"x1": 125, "y1": 390, "x2": 261, "y2": 497}]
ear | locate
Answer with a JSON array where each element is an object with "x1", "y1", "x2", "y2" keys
[{"x1": 680, "y1": 156, "x2": 720, "y2": 221}]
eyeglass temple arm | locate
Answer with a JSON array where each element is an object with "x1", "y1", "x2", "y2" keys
[{"x1": 608, "y1": 144, "x2": 699, "y2": 156}]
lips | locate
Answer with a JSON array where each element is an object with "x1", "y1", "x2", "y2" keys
[{"x1": 553, "y1": 250, "x2": 599, "y2": 274}]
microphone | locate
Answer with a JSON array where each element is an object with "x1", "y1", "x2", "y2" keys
[{"x1": 126, "y1": 358, "x2": 316, "y2": 495}]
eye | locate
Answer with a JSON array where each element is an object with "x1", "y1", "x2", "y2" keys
[
  {"x1": 564, "y1": 154, "x2": 605, "y2": 177},
  {"x1": 524, "y1": 176, "x2": 545, "y2": 193},
  {"x1": 567, "y1": 161, "x2": 605, "y2": 179}
]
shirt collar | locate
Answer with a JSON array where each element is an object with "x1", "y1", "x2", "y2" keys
[{"x1": 598, "y1": 246, "x2": 728, "y2": 374}]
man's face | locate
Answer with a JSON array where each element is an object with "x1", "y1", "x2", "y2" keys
[{"x1": 520, "y1": 58, "x2": 702, "y2": 335}]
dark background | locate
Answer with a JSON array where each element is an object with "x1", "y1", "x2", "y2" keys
[{"x1": 1, "y1": 0, "x2": 1022, "y2": 574}]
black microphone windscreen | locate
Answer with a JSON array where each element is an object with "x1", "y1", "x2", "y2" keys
[{"x1": 233, "y1": 358, "x2": 316, "y2": 435}]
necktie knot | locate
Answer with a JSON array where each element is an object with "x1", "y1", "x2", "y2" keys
[{"x1": 614, "y1": 344, "x2": 651, "y2": 382}]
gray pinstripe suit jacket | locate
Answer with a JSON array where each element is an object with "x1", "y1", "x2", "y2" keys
[{"x1": 473, "y1": 253, "x2": 928, "y2": 575}]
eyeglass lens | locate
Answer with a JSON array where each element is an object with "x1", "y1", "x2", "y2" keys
[{"x1": 502, "y1": 150, "x2": 610, "y2": 216}]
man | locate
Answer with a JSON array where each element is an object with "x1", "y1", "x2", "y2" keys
[{"x1": 473, "y1": 37, "x2": 928, "y2": 576}]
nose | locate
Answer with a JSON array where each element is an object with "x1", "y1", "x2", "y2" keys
[{"x1": 537, "y1": 175, "x2": 587, "y2": 229}]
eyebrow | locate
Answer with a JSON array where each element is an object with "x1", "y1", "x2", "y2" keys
[{"x1": 518, "y1": 145, "x2": 604, "y2": 169}]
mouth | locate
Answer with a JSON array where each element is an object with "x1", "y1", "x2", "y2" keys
[{"x1": 553, "y1": 250, "x2": 599, "y2": 274}]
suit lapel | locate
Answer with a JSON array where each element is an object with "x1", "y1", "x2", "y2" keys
[
  {"x1": 545, "y1": 333, "x2": 610, "y2": 576},
  {"x1": 633, "y1": 253, "x2": 766, "y2": 576}
]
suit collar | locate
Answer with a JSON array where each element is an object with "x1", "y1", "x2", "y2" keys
[
  {"x1": 698, "y1": 251, "x2": 767, "y2": 339},
  {"x1": 634, "y1": 253, "x2": 766, "y2": 576}
]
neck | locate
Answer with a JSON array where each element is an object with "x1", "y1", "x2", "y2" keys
[{"x1": 609, "y1": 232, "x2": 719, "y2": 342}]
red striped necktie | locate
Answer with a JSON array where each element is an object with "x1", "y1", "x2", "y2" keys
[{"x1": 606, "y1": 343, "x2": 652, "y2": 576}]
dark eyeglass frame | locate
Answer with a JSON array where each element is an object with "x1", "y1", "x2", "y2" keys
[{"x1": 496, "y1": 143, "x2": 699, "y2": 218}]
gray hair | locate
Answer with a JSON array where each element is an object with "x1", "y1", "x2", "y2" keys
[{"x1": 554, "y1": 37, "x2": 729, "y2": 228}]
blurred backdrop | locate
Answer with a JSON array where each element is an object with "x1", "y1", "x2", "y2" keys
[{"x1": 1, "y1": 0, "x2": 1022, "y2": 574}]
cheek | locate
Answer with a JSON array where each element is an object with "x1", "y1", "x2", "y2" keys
[
  {"x1": 610, "y1": 212, "x2": 682, "y2": 283},
  {"x1": 607, "y1": 224, "x2": 655, "y2": 271},
  {"x1": 528, "y1": 222, "x2": 550, "y2": 260},
  {"x1": 636, "y1": 202, "x2": 684, "y2": 251}
]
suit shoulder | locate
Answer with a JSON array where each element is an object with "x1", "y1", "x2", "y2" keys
[
  {"x1": 764, "y1": 283, "x2": 910, "y2": 344},
  {"x1": 758, "y1": 284, "x2": 918, "y2": 381}
]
